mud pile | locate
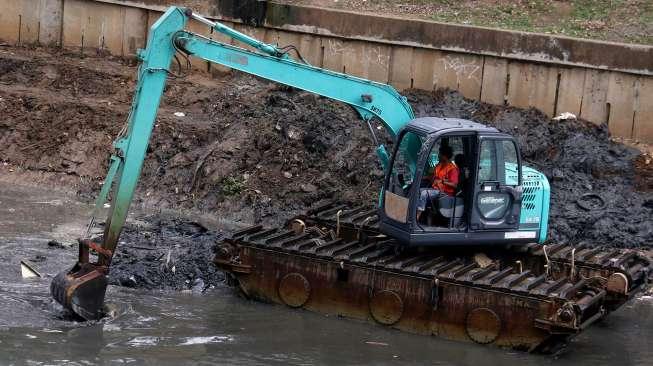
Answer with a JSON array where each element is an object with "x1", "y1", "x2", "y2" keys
[
  {"x1": 0, "y1": 48, "x2": 382, "y2": 226},
  {"x1": 103, "y1": 215, "x2": 225, "y2": 291},
  {"x1": 1, "y1": 47, "x2": 651, "y2": 292},
  {"x1": 408, "y1": 89, "x2": 653, "y2": 248},
  {"x1": 139, "y1": 80, "x2": 385, "y2": 224}
]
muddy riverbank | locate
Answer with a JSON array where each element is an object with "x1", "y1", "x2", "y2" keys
[
  {"x1": 2, "y1": 46, "x2": 651, "y2": 251},
  {"x1": 0, "y1": 46, "x2": 383, "y2": 225}
]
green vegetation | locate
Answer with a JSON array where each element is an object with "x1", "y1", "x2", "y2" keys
[
  {"x1": 220, "y1": 176, "x2": 244, "y2": 196},
  {"x1": 427, "y1": 0, "x2": 652, "y2": 44},
  {"x1": 283, "y1": 0, "x2": 652, "y2": 44}
]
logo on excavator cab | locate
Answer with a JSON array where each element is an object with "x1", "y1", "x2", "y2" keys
[{"x1": 479, "y1": 196, "x2": 506, "y2": 205}]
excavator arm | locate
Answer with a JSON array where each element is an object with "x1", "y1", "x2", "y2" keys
[{"x1": 51, "y1": 6, "x2": 415, "y2": 320}]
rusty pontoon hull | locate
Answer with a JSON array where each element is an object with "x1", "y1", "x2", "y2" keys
[{"x1": 214, "y1": 203, "x2": 652, "y2": 352}]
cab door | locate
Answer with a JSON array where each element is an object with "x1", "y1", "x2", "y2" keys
[
  {"x1": 469, "y1": 137, "x2": 523, "y2": 231},
  {"x1": 381, "y1": 130, "x2": 426, "y2": 226}
]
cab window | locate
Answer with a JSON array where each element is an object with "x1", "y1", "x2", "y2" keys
[
  {"x1": 502, "y1": 140, "x2": 519, "y2": 186},
  {"x1": 478, "y1": 140, "x2": 497, "y2": 183},
  {"x1": 387, "y1": 131, "x2": 425, "y2": 198},
  {"x1": 424, "y1": 136, "x2": 464, "y2": 177},
  {"x1": 477, "y1": 139, "x2": 520, "y2": 186}
]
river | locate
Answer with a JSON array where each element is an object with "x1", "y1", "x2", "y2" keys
[{"x1": 0, "y1": 183, "x2": 651, "y2": 365}]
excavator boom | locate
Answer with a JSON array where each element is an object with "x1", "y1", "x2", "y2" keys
[{"x1": 51, "y1": 7, "x2": 415, "y2": 320}]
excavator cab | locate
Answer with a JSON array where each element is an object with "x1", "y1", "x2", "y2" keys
[{"x1": 379, "y1": 117, "x2": 549, "y2": 247}]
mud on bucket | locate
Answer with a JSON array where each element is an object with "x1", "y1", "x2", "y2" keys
[{"x1": 51, "y1": 264, "x2": 108, "y2": 321}]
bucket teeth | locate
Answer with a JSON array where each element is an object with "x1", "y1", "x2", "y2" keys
[{"x1": 51, "y1": 266, "x2": 108, "y2": 320}]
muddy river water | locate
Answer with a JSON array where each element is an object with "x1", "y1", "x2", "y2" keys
[{"x1": 0, "y1": 183, "x2": 651, "y2": 365}]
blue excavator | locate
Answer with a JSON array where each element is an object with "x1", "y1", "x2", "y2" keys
[
  {"x1": 51, "y1": 7, "x2": 549, "y2": 319},
  {"x1": 51, "y1": 6, "x2": 582, "y2": 322}
]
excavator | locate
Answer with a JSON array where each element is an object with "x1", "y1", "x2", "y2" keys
[{"x1": 52, "y1": 7, "x2": 650, "y2": 351}]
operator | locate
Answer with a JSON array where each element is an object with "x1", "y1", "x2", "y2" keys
[{"x1": 416, "y1": 145, "x2": 459, "y2": 220}]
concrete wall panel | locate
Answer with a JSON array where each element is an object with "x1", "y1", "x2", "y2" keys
[
  {"x1": 433, "y1": 53, "x2": 460, "y2": 91},
  {"x1": 455, "y1": 54, "x2": 483, "y2": 100},
  {"x1": 580, "y1": 69, "x2": 610, "y2": 125},
  {"x1": 61, "y1": 0, "x2": 84, "y2": 48},
  {"x1": 507, "y1": 62, "x2": 532, "y2": 110},
  {"x1": 480, "y1": 57, "x2": 508, "y2": 106},
  {"x1": 606, "y1": 73, "x2": 637, "y2": 138},
  {"x1": 18, "y1": 0, "x2": 42, "y2": 44},
  {"x1": 362, "y1": 43, "x2": 391, "y2": 83},
  {"x1": 388, "y1": 46, "x2": 413, "y2": 90},
  {"x1": 0, "y1": 0, "x2": 21, "y2": 43},
  {"x1": 276, "y1": 29, "x2": 301, "y2": 50},
  {"x1": 263, "y1": 28, "x2": 280, "y2": 47},
  {"x1": 432, "y1": 52, "x2": 482, "y2": 99},
  {"x1": 122, "y1": 6, "x2": 147, "y2": 56},
  {"x1": 0, "y1": 0, "x2": 49, "y2": 45},
  {"x1": 341, "y1": 40, "x2": 367, "y2": 78},
  {"x1": 530, "y1": 65, "x2": 559, "y2": 116},
  {"x1": 91, "y1": 2, "x2": 123, "y2": 54},
  {"x1": 322, "y1": 37, "x2": 347, "y2": 74},
  {"x1": 297, "y1": 33, "x2": 322, "y2": 67},
  {"x1": 556, "y1": 67, "x2": 585, "y2": 116},
  {"x1": 506, "y1": 62, "x2": 558, "y2": 115},
  {"x1": 146, "y1": 10, "x2": 160, "y2": 31},
  {"x1": 633, "y1": 77, "x2": 653, "y2": 142},
  {"x1": 411, "y1": 48, "x2": 438, "y2": 91},
  {"x1": 62, "y1": 0, "x2": 123, "y2": 53},
  {"x1": 39, "y1": 0, "x2": 63, "y2": 46}
]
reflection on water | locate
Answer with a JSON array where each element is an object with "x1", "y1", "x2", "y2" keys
[{"x1": 0, "y1": 183, "x2": 651, "y2": 365}]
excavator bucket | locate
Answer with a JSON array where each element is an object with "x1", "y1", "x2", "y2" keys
[{"x1": 50, "y1": 239, "x2": 111, "y2": 320}]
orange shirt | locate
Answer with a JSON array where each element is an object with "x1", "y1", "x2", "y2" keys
[{"x1": 432, "y1": 161, "x2": 459, "y2": 196}]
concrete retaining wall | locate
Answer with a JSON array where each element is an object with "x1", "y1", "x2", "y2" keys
[{"x1": 1, "y1": 0, "x2": 651, "y2": 143}]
